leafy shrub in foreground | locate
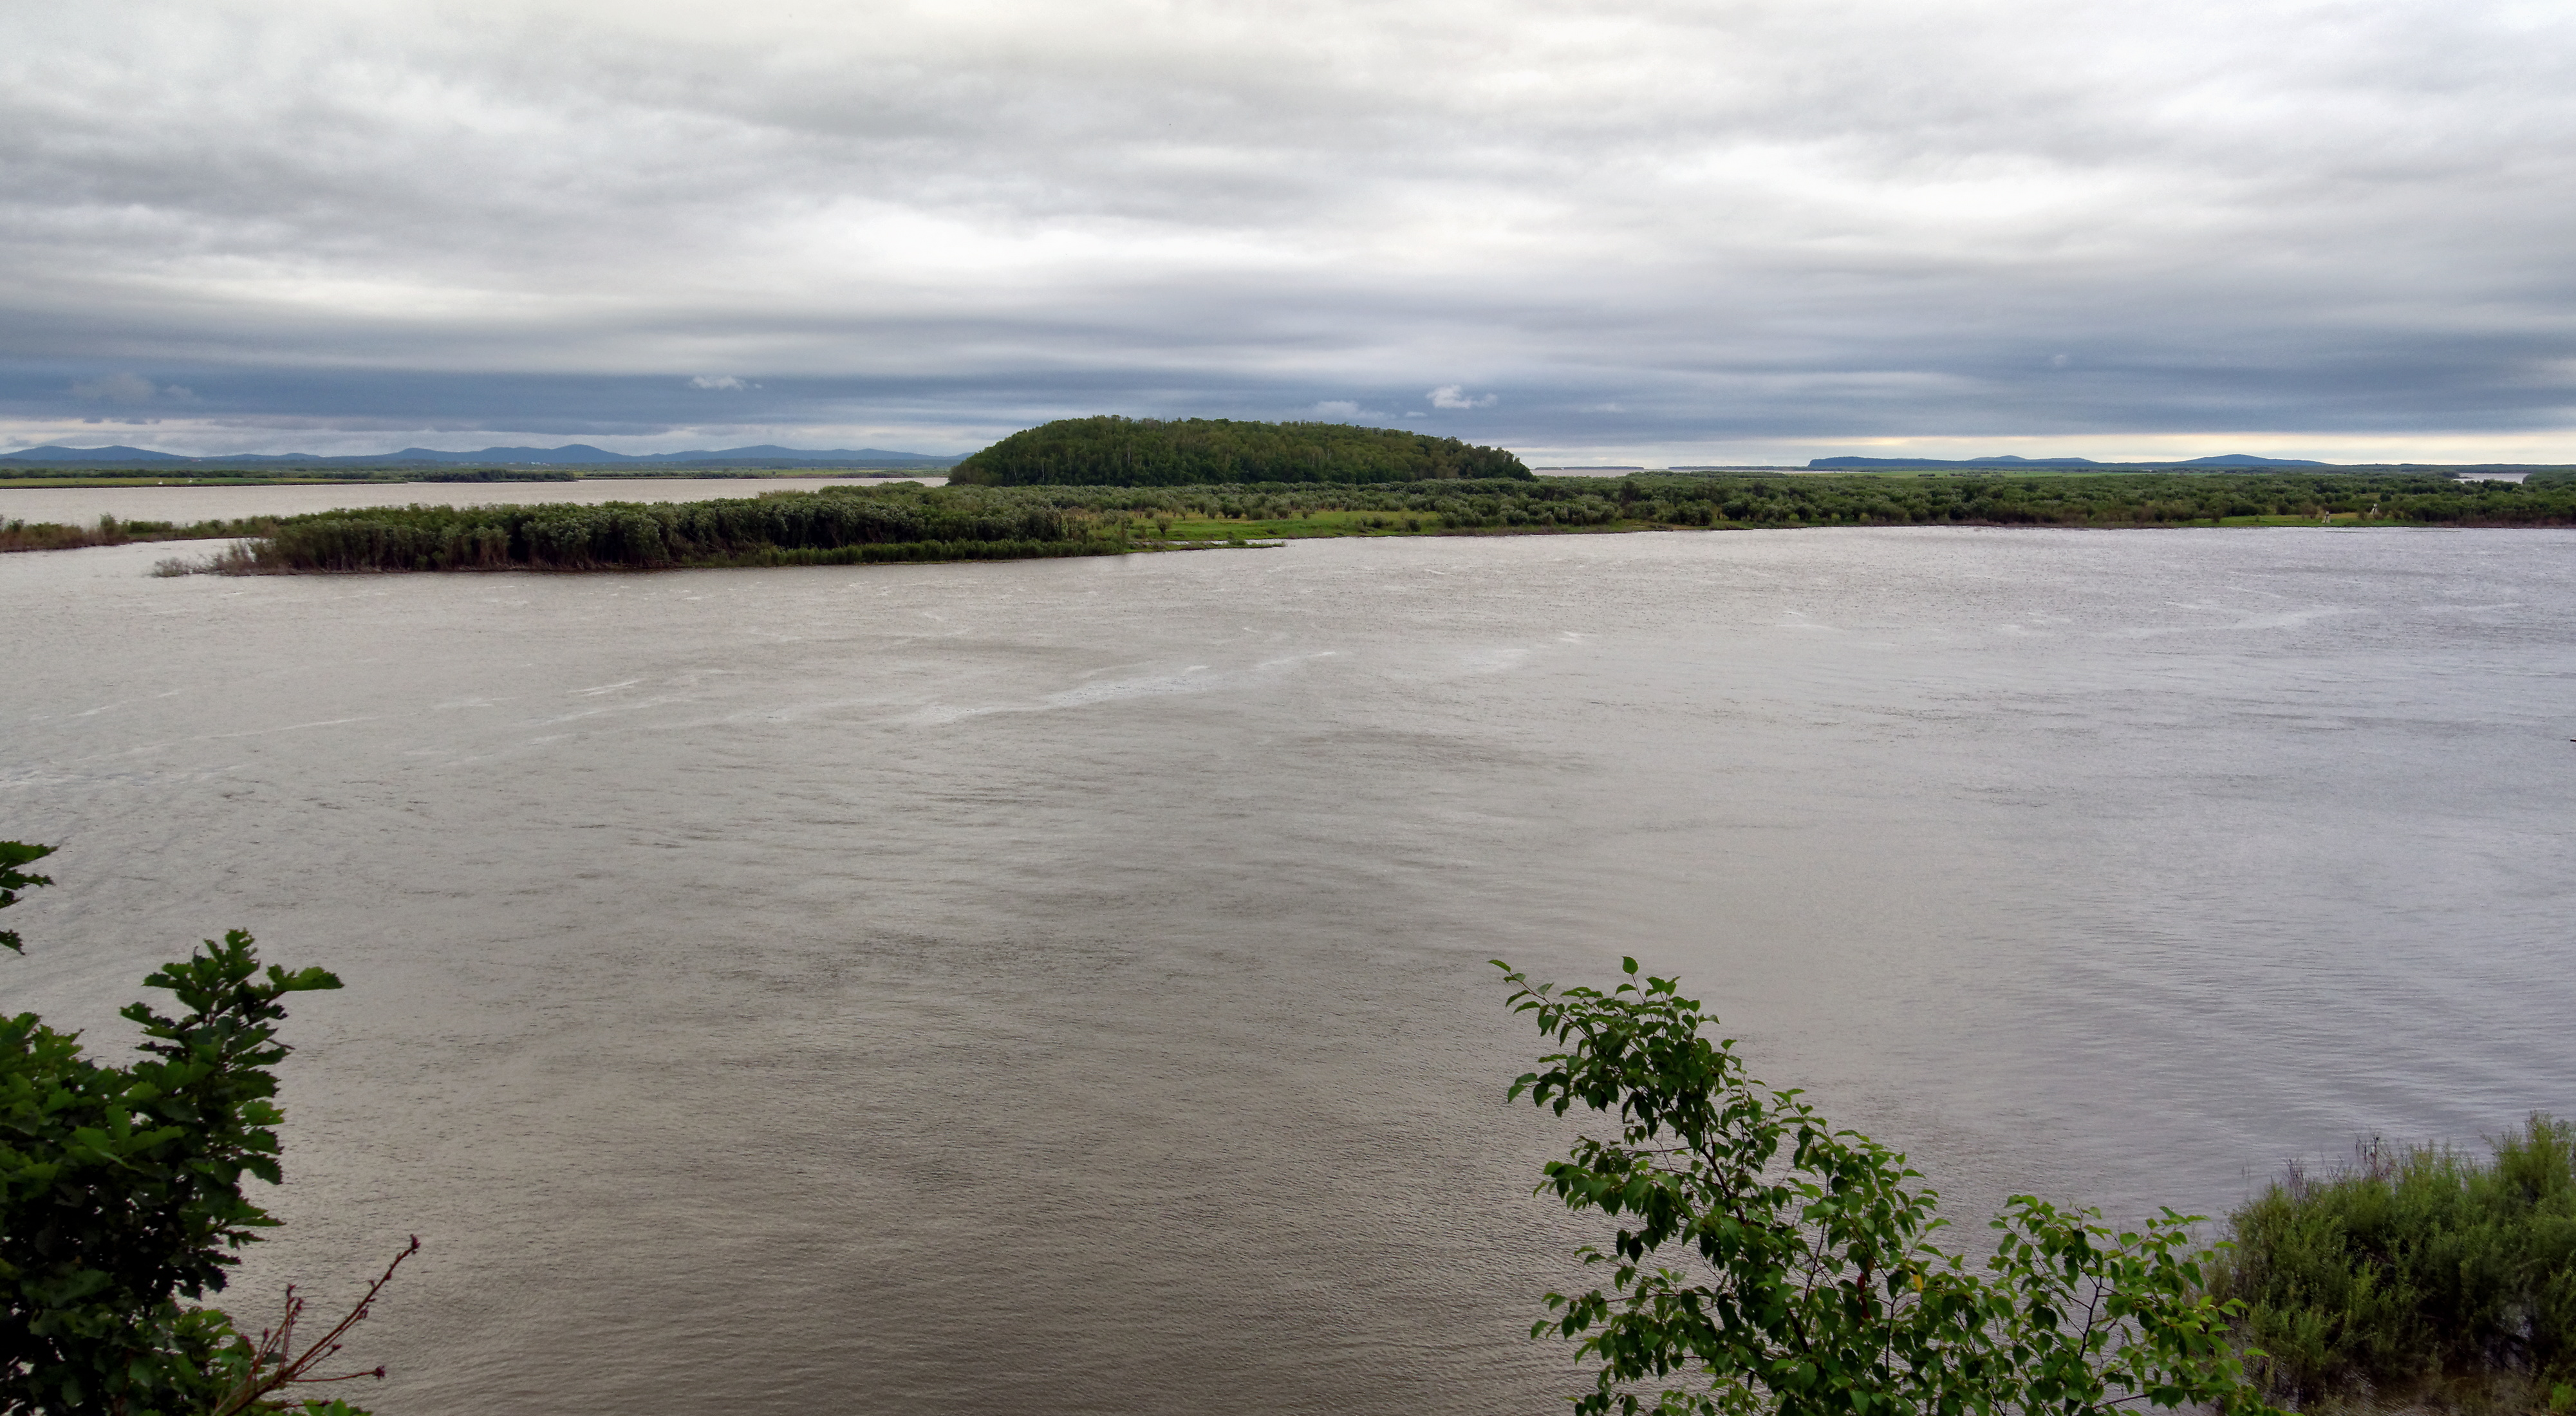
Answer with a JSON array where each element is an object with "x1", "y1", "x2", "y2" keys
[
  {"x1": 0, "y1": 841, "x2": 397, "y2": 1415},
  {"x1": 1497, "y1": 958, "x2": 2277, "y2": 1416}
]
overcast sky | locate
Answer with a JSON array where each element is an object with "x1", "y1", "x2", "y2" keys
[{"x1": 4, "y1": 0, "x2": 2571, "y2": 463}]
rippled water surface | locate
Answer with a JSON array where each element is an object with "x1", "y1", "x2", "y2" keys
[{"x1": 4, "y1": 528, "x2": 2571, "y2": 1415}]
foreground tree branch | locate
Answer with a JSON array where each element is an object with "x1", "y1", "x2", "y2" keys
[{"x1": 1497, "y1": 956, "x2": 2278, "y2": 1416}]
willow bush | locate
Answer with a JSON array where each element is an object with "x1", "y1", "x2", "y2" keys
[{"x1": 2211, "y1": 1120, "x2": 2576, "y2": 1411}]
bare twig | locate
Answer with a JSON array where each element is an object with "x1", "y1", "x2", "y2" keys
[{"x1": 214, "y1": 1236, "x2": 420, "y2": 1416}]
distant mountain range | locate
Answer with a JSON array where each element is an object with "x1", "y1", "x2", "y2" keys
[
  {"x1": 1808, "y1": 454, "x2": 2331, "y2": 469},
  {"x1": 0, "y1": 443, "x2": 955, "y2": 467}
]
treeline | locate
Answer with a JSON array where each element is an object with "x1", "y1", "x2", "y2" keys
[
  {"x1": 1599, "y1": 471, "x2": 2576, "y2": 527},
  {"x1": 910, "y1": 471, "x2": 2576, "y2": 528},
  {"x1": 229, "y1": 486, "x2": 1125, "y2": 572},
  {"x1": 32, "y1": 471, "x2": 2576, "y2": 574},
  {"x1": 946, "y1": 416, "x2": 1532, "y2": 485}
]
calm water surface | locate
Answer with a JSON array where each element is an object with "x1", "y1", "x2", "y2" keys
[
  {"x1": 0, "y1": 476, "x2": 944, "y2": 526},
  {"x1": 3, "y1": 528, "x2": 2570, "y2": 1415}
]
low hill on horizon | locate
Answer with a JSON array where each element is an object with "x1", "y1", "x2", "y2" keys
[
  {"x1": 0, "y1": 442, "x2": 954, "y2": 467},
  {"x1": 947, "y1": 416, "x2": 1530, "y2": 486}
]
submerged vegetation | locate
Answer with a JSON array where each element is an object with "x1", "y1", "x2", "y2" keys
[
  {"x1": 946, "y1": 416, "x2": 1532, "y2": 485},
  {"x1": 2212, "y1": 1120, "x2": 2576, "y2": 1414}
]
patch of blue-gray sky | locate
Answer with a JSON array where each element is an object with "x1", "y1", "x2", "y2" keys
[{"x1": 3, "y1": 0, "x2": 2571, "y2": 464}]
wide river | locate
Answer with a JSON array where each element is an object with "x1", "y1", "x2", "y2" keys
[{"x1": 4, "y1": 514, "x2": 2571, "y2": 1415}]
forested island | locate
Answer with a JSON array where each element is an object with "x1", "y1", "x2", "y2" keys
[{"x1": 945, "y1": 416, "x2": 1531, "y2": 485}]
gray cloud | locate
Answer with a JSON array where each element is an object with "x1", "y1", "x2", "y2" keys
[
  {"x1": 70, "y1": 372, "x2": 194, "y2": 405},
  {"x1": 3, "y1": 0, "x2": 2572, "y2": 460}
]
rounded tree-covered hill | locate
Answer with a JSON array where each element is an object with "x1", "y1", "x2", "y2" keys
[{"x1": 946, "y1": 416, "x2": 1531, "y2": 485}]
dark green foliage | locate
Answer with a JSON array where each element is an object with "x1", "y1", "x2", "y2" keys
[
  {"x1": 906, "y1": 470, "x2": 2576, "y2": 531},
  {"x1": 0, "y1": 844, "x2": 357, "y2": 1415},
  {"x1": 1609, "y1": 471, "x2": 2576, "y2": 528},
  {"x1": 2210, "y1": 1119, "x2": 2576, "y2": 1409},
  {"x1": 1498, "y1": 958, "x2": 2275, "y2": 1416},
  {"x1": 239, "y1": 485, "x2": 1120, "y2": 572},
  {"x1": 946, "y1": 416, "x2": 1532, "y2": 485},
  {"x1": 0, "y1": 844, "x2": 50, "y2": 956}
]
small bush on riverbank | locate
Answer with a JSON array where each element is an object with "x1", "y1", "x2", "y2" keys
[{"x1": 2211, "y1": 1117, "x2": 2576, "y2": 1413}]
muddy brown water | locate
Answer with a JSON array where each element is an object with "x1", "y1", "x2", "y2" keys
[{"x1": 4, "y1": 525, "x2": 2570, "y2": 1414}]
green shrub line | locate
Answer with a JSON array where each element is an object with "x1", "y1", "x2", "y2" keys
[
  {"x1": 2213, "y1": 1118, "x2": 2576, "y2": 1413},
  {"x1": 218, "y1": 489, "x2": 1119, "y2": 573},
  {"x1": 902, "y1": 470, "x2": 2576, "y2": 531},
  {"x1": 14, "y1": 470, "x2": 2576, "y2": 572}
]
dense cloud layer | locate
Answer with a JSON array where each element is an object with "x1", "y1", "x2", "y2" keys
[{"x1": 3, "y1": 0, "x2": 2571, "y2": 461}]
